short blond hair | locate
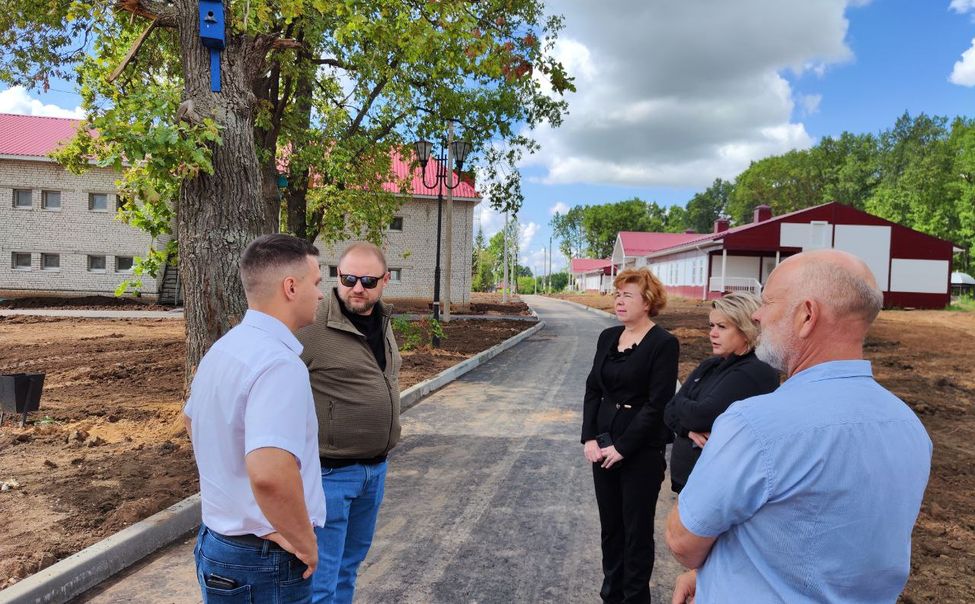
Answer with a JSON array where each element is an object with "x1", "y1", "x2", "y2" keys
[
  {"x1": 613, "y1": 268, "x2": 667, "y2": 317},
  {"x1": 712, "y1": 292, "x2": 762, "y2": 349}
]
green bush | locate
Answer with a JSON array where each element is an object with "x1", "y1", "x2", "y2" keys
[{"x1": 391, "y1": 316, "x2": 446, "y2": 351}]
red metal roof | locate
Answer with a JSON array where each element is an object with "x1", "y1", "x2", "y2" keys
[
  {"x1": 0, "y1": 113, "x2": 480, "y2": 199},
  {"x1": 618, "y1": 231, "x2": 703, "y2": 256},
  {"x1": 570, "y1": 258, "x2": 612, "y2": 273},
  {"x1": 0, "y1": 113, "x2": 82, "y2": 158}
]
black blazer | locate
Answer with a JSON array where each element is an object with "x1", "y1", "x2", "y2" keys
[
  {"x1": 663, "y1": 351, "x2": 779, "y2": 490},
  {"x1": 581, "y1": 325, "x2": 679, "y2": 458}
]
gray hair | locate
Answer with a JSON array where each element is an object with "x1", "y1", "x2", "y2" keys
[
  {"x1": 712, "y1": 292, "x2": 763, "y2": 349},
  {"x1": 794, "y1": 257, "x2": 883, "y2": 324}
]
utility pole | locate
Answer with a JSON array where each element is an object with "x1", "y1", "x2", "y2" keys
[
  {"x1": 442, "y1": 123, "x2": 454, "y2": 321},
  {"x1": 502, "y1": 211, "x2": 509, "y2": 303},
  {"x1": 548, "y1": 235, "x2": 553, "y2": 293}
]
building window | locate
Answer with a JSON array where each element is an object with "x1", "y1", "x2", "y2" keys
[
  {"x1": 87, "y1": 255, "x2": 107, "y2": 272},
  {"x1": 115, "y1": 256, "x2": 134, "y2": 273},
  {"x1": 389, "y1": 216, "x2": 404, "y2": 231},
  {"x1": 89, "y1": 193, "x2": 109, "y2": 211},
  {"x1": 12, "y1": 189, "x2": 31, "y2": 209},
  {"x1": 41, "y1": 190, "x2": 61, "y2": 210},
  {"x1": 41, "y1": 253, "x2": 60, "y2": 271},
  {"x1": 11, "y1": 252, "x2": 31, "y2": 270},
  {"x1": 328, "y1": 265, "x2": 338, "y2": 278},
  {"x1": 389, "y1": 268, "x2": 402, "y2": 281}
]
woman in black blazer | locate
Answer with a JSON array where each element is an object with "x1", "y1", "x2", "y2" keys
[
  {"x1": 663, "y1": 292, "x2": 779, "y2": 493},
  {"x1": 582, "y1": 268, "x2": 679, "y2": 604}
]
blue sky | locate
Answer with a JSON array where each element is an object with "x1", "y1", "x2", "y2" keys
[{"x1": 3, "y1": 0, "x2": 975, "y2": 275}]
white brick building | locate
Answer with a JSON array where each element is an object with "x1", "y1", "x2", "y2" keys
[
  {"x1": 0, "y1": 114, "x2": 164, "y2": 298},
  {"x1": 0, "y1": 113, "x2": 480, "y2": 304}
]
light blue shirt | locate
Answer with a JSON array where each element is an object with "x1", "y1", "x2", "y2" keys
[
  {"x1": 679, "y1": 360, "x2": 931, "y2": 603},
  {"x1": 184, "y1": 310, "x2": 326, "y2": 536}
]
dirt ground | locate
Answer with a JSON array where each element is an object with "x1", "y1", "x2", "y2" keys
[
  {"x1": 0, "y1": 307, "x2": 532, "y2": 588},
  {"x1": 386, "y1": 291, "x2": 533, "y2": 316},
  {"x1": 0, "y1": 294, "x2": 169, "y2": 311},
  {"x1": 557, "y1": 293, "x2": 975, "y2": 603}
]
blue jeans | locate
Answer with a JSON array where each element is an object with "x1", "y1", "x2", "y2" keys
[
  {"x1": 312, "y1": 461, "x2": 388, "y2": 604},
  {"x1": 194, "y1": 525, "x2": 312, "y2": 603}
]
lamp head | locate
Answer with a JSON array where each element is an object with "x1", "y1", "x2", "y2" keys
[
  {"x1": 413, "y1": 139, "x2": 433, "y2": 168},
  {"x1": 450, "y1": 140, "x2": 472, "y2": 169}
]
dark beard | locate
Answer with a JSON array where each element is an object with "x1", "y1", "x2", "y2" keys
[{"x1": 341, "y1": 296, "x2": 377, "y2": 315}]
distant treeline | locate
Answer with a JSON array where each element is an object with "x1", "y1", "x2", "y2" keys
[{"x1": 552, "y1": 112, "x2": 974, "y2": 270}]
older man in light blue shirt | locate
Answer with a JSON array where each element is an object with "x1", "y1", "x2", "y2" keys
[
  {"x1": 184, "y1": 234, "x2": 326, "y2": 603},
  {"x1": 666, "y1": 249, "x2": 932, "y2": 604}
]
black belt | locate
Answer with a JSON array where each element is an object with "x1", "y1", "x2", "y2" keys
[{"x1": 210, "y1": 529, "x2": 280, "y2": 550}]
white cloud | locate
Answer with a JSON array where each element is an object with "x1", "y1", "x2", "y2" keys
[
  {"x1": 519, "y1": 222, "x2": 539, "y2": 251},
  {"x1": 525, "y1": 246, "x2": 568, "y2": 275},
  {"x1": 524, "y1": 0, "x2": 864, "y2": 188},
  {"x1": 799, "y1": 94, "x2": 822, "y2": 115},
  {"x1": 549, "y1": 202, "x2": 569, "y2": 216},
  {"x1": 0, "y1": 86, "x2": 83, "y2": 119},
  {"x1": 474, "y1": 204, "x2": 506, "y2": 238},
  {"x1": 950, "y1": 38, "x2": 975, "y2": 86},
  {"x1": 950, "y1": 0, "x2": 975, "y2": 14}
]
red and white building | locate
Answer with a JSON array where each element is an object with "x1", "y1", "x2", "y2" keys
[
  {"x1": 626, "y1": 202, "x2": 961, "y2": 309},
  {"x1": 569, "y1": 258, "x2": 613, "y2": 292}
]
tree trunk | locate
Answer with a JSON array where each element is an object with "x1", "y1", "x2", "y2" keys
[{"x1": 175, "y1": 4, "x2": 274, "y2": 384}]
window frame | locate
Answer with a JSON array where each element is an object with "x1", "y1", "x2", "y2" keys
[
  {"x1": 388, "y1": 267, "x2": 402, "y2": 281},
  {"x1": 41, "y1": 190, "x2": 62, "y2": 210},
  {"x1": 87, "y1": 254, "x2": 107, "y2": 272},
  {"x1": 115, "y1": 256, "x2": 135, "y2": 273},
  {"x1": 88, "y1": 192, "x2": 109, "y2": 212},
  {"x1": 388, "y1": 216, "x2": 404, "y2": 232},
  {"x1": 11, "y1": 252, "x2": 32, "y2": 271},
  {"x1": 41, "y1": 253, "x2": 61, "y2": 271},
  {"x1": 12, "y1": 189, "x2": 32, "y2": 209}
]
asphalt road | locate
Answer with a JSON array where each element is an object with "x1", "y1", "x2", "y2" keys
[
  {"x1": 75, "y1": 295, "x2": 683, "y2": 603},
  {"x1": 354, "y1": 295, "x2": 683, "y2": 603}
]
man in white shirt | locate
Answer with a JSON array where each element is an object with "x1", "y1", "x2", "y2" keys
[{"x1": 184, "y1": 233, "x2": 327, "y2": 602}]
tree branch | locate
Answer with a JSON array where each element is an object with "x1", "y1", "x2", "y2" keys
[{"x1": 115, "y1": 0, "x2": 178, "y2": 27}]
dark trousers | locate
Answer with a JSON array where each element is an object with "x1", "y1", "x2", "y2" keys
[{"x1": 592, "y1": 446, "x2": 666, "y2": 604}]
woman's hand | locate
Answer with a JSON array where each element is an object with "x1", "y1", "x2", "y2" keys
[
  {"x1": 584, "y1": 439, "x2": 605, "y2": 463},
  {"x1": 600, "y1": 445, "x2": 624, "y2": 469},
  {"x1": 688, "y1": 431, "x2": 710, "y2": 449}
]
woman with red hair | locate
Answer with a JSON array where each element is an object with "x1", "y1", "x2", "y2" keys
[{"x1": 581, "y1": 268, "x2": 679, "y2": 603}]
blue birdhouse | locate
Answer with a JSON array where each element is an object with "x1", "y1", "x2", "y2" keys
[{"x1": 199, "y1": 1, "x2": 225, "y2": 49}]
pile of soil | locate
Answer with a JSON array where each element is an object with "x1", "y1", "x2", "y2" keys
[
  {"x1": 565, "y1": 294, "x2": 975, "y2": 603},
  {"x1": 387, "y1": 292, "x2": 532, "y2": 316},
  {"x1": 0, "y1": 314, "x2": 534, "y2": 587},
  {"x1": 0, "y1": 295, "x2": 169, "y2": 312}
]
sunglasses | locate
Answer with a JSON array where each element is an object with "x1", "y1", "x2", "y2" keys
[{"x1": 338, "y1": 272, "x2": 384, "y2": 289}]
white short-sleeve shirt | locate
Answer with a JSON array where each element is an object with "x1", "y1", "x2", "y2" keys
[{"x1": 184, "y1": 310, "x2": 326, "y2": 535}]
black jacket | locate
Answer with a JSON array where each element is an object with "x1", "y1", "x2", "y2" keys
[
  {"x1": 581, "y1": 325, "x2": 680, "y2": 458},
  {"x1": 664, "y1": 351, "x2": 779, "y2": 491}
]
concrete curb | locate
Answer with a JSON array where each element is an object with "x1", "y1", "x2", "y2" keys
[
  {"x1": 399, "y1": 318, "x2": 545, "y2": 411},
  {"x1": 0, "y1": 495, "x2": 201, "y2": 604},
  {"x1": 0, "y1": 309, "x2": 183, "y2": 319},
  {"x1": 0, "y1": 318, "x2": 544, "y2": 604}
]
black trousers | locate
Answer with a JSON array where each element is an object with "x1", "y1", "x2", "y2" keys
[{"x1": 592, "y1": 446, "x2": 666, "y2": 604}]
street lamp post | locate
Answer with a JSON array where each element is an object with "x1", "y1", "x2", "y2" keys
[{"x1": 413, "y1": 138, "x2": 472, "y2": 347}]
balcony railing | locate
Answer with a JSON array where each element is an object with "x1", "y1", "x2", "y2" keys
[{"x1": 708, "y1": 276, "x2": 762, "y2": 295}]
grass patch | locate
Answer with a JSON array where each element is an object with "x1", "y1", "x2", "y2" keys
[{"x1": 947, "y1": 295, "x2": 975, "y2": 312}]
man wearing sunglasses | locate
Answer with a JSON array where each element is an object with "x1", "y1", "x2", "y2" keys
[{"x1": 297, "y1": 241, "x2": 402, "y2": 604}]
